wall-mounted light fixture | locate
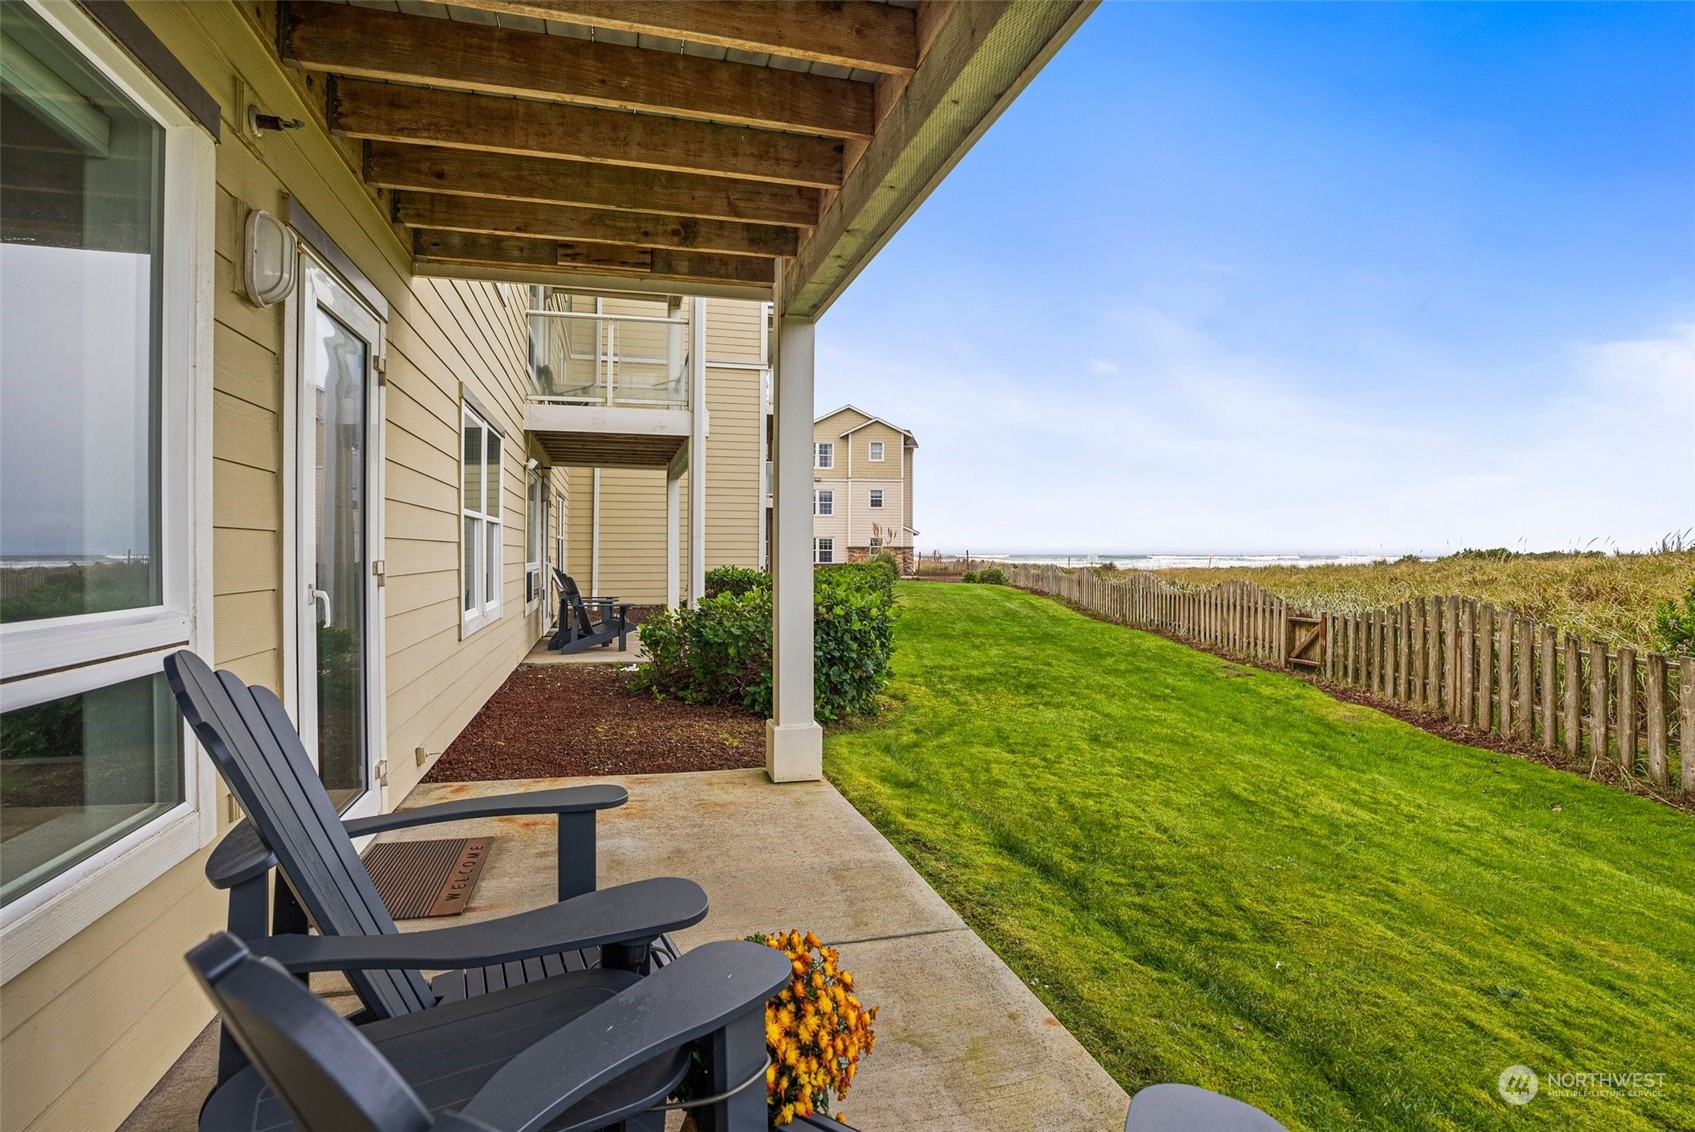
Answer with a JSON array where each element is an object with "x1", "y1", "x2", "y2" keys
[
  {"x1": 243, "y1": 209, "x2": 298, "y2": 308},
  {"x1": 246, "y1": 104, "x2": 303, "y2": 139}
]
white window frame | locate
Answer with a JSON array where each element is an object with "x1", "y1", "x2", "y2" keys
[
  {"x1": 524, "y1": 469, "x2": 546, "y2": 614},
  {"x1": 813, "y1": 537, "x2": 835, "y2": 565},
  {"x1": 461, "y1": 404, "x2": 504, "y2": 635},
  {"x1": 814, "y1": 489, "x2": 834, "y2": 516},
  {"x1": 869, "y1": 536, "x2": 882, "y2": 552},
  {"x1": 815, "y1": 441, "x2": 833, "y2": 469},
  {"x1": 868, "y1": 440, "x2": 885, "y2": 462},
  {"x1": 869, "y1": 489, "x2": 884, "y2": 510},
  {"x1": 0, "y1": 0, "x2": 217, "y2": 982}
]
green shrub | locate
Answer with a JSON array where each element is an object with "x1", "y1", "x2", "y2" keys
[
  {"x1": 817, "y1": 559, "x2": 897, "y2": 601},
  {"x1": 961, "y1": 571, "x2": 979, "y2": 584},
  {"x1": 1654, "y1": 578, "x2": 1695, "y2": 656},
  {"x1": 704, "y1": 564, "x2": 769, "y2": 598},
  {"x1": 872, "y1": 550, "x2": 901, "y2": 573},
  {"x1": 631, "y1": 588, "x2": 773, "y2": 713},
  {"x1": 976, "y1": 567, "x2": 1007, "y2": 586},
  {"x1": 812, "y1": 571, "x2": 896, "y2": 720},
  {"x1": 631, "y1": 561, "x2": 896, "y2": 721}
]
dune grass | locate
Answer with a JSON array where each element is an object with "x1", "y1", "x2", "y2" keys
[
  {"x1": 1150, "y1": 550, "x2": 1695, "y2": 651},
  {"x1": 825, "y1": 583, "x2": 1695, "y2": 1131}
]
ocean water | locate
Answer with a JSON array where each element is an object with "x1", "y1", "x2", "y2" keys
[{"x1": 974, "y1": 553, "x2": 1406, "y2": 570}]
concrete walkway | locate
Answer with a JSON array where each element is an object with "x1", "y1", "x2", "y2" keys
[{"x1": 122, "y1": 769, "x2": 1128, "y2": 1131}]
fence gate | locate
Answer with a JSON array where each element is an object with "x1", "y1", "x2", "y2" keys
[{"x1": 1285, "y1": 614, "x2": 1325, "y2": 670}]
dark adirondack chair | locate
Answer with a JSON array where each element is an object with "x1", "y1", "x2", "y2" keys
[
  {"x1": 187, "y1": 930, "x2": 790, "y2": 1132},
  {"x1": 1124, "y1": 1084, "x2": 1288, "y2": 1131},
  {"x1": 163, "y1": 651, "x2": 707, "y2": 1085},
  {"x1": 550, "y1": 569, "x2": 633, "y2": 654}
]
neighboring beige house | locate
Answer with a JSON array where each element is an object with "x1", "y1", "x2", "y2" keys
[
  {"x1": 811, "y1": 406, "x2": 918, "y2": 573},
  {"x1": 0, "y1": 4, "x2": 1089, "y2": 1130}
]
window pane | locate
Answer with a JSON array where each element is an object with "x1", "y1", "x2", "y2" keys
[
  {"x1": 462, "y1": 418, "x2": 483, "y2": 516},
  {"x1": 463, "y1": 515, "x2": 479, "y2": 612},
  {"x1": 485, "y1": 522, "x2": 499, "y2": 604},
  {"x1": 484, "y1": 432, "x2": 501, "y2": 518},
  {"x1": 0, "y1": 5, "x2": 164, "y2": 624},
  {"x1": 2, "y1": 671, "x2": 182, "y2": 905}
]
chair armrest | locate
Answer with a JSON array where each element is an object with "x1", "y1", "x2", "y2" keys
[
  {"x1": 206, "y1": 783, "x2": 626, "y2": 890},
  {"x1": 247, "y1": 877, "x2": 707, "y2": 973},
  {"x1": 206, "y1": 820, "x2": 276, "y2": 891},
  {"x1": 457, "y1": 940, "x2": 791, "y2": 1132},
  {"x1": 340, "y1": 784, "x2": 627, "y2": 838}
]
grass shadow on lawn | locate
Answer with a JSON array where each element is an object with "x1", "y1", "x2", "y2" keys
[{"x1": 825, "y1": 582, "x2": 1695, "y2": 1131}]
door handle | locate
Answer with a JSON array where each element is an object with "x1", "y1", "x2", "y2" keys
[{"x1": 309, "y1": 586, "x2": 331, "y2": 628}]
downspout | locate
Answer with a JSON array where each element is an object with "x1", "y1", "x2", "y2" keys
[
  {"x1": 591, "y1": 467, "x2": 601, "y2": 597},
  {"x1": 689, "y1": 297, "x2": 707, "y2": 605}
]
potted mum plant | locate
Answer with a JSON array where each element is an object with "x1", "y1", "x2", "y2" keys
[{"x1": 677, "y1": 930, "x2": 879, "y2": 1130}]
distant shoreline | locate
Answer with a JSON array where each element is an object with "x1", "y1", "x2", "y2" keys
[{"x1": 933, "y1": 553, "x2": 1408, "y2": 570}]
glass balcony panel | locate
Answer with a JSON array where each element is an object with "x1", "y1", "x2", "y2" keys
[{"x1": 528, "y1": 308, "x2": 688, "y2": 410}]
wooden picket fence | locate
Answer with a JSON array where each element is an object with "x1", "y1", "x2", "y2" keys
[{"x1": 1009, "y1": 563, "x2": 1693, "y2": 797}]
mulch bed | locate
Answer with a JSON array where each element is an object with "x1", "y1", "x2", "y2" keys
[{"x1": 423, "y1": 665, "x2": 765, "y2": 782}]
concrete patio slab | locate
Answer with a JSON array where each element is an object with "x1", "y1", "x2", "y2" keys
[
  {"x1": 122, "y1": 769, "x2": 1128, "y2": 1132},
  {"x1": 400, "y1": 770, "x2": 1128, "y2": 1131},
  {"x1": 522, "y1": 627, "x2": 643, "y2": 666}
]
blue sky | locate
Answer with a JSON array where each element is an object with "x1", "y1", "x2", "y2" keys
[{"x1": 814, "y1": 1, "x2": 1695, "y2": 557}]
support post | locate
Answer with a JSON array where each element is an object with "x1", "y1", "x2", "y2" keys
[
  {"x1": 689, "y1": 297, "x2": 707, "y2": 605},
  {"x1": 766, "y1": 312, "x2": 823, "y2": 781}
]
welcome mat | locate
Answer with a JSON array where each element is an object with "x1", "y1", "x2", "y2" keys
[{"x1": 363, "y1": 837, "x2": 492, "y2": 919}]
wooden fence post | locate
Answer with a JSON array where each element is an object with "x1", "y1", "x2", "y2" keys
[
  {"x1": 1411, "y1": 600, "x2": 1425, "y2": 705},
  {"x1": 1497, "y1": 610, "x2": 1513, "y2": 737},
  {"x1": 1444, "y1": 598, "x2": 1461, "y2": 718},
  {"x1": 1397, "y1": 603, "x2": 1410, "y2": 702},
  {"x1": 1680, "y1": 660, "x2": 1693, "y2": 796},
  {"x1": 1460, "y1": 601, "x2": 1476, "y2": 727},
  {"x1": 1539, "y1": 624, "x2": 1556, "y2": 750},
  {"x1": 1562, "y1": 635, "x2": 1581, "y2": 758},
  {"x1": 1352, "y1": 613, "x2": 1363, "y2": 686},
  {"x1": 1588, "y1": 640, "x2": 1609, "y2": 763},
  {"x1": 1515, "y1": 616, "x2": 1533, "y2": 742},
  {"x1": 1617, "y1": 646, "x2": 1637, "y2": 771},
  {"x1": 1645, "y1": 654, "x2": 1668, "y2": 787},
  {"x1": 1477, "y1": 604, "x2": 1495, "y2": 731},
  {"x1": 1365, "y1": 612, "x2": 1377, "y2": 694}
]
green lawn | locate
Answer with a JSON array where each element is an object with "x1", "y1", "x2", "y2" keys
[{"x1": 825, "y1": 583, "x2": 1695, "y2": 1131}]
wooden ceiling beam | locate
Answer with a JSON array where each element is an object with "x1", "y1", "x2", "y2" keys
[
  {"x1": 786, "y1": 1, "x2": 1096, "y2": 317},
  {"x1": 364, "y1": 144, "x2": 821, "y2": 229},
  {"x1": 445, "y1": 0, "x2": 918, "y2": 75},
  {"x1": 282, "y1": 4, "x2": 874, "y2": 140},
  {"x1": 330, "y1": 79, "x2": 843, "y2": 188},
  {"x1": 412, "y1": 230, "x2": 776, "y2": 285},
  {"x1": 393, "y1": 192, "x2": 797, "y2": 257}
]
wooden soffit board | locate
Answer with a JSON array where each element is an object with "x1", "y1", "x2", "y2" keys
[{"x1": 262, "y1": 1, "x2": 1090, "y2": 299}]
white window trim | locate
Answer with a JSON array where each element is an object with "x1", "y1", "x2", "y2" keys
[
  {"x1": 461, "y1": 404, "x2": 504, "y2": 636},
  {"x1": 868, "y1": 441, "x2": 885, "y2": 462},
  {"x1": 813, "y1": 537, "x2": 834, "y2": 565},
  {"x1": 869, "y1": 489, "x2": 884, "y2": 509},
  {"x1": 524, "y1": 469, "x2": 545, "y2": 615},
  {"x1": 815, "y1": 489, "x2": 833, "y2": 517},
  {"x1": 0, "y1": 0, "x2": 217, "y2": 983},
  {"x1": 815, "y1": 441, "x2": 833, "y2": 469}
]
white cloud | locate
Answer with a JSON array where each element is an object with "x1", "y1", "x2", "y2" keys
[
  {"x1": 1086, "y1": 357, "x2": 1119, "y2": 375},
  {"x1": 817, "y1": 315, "x2": 1695, "y2": 556}
]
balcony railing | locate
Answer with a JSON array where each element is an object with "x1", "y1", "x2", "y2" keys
[{"x1": 528, "y1": 309, "x2": 689, "y2": 410}]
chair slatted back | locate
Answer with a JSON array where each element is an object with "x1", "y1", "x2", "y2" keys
[
  {"x1": 186, "y1": 933, "x2": 437, "y2": 1132},
  {"x1": 554, "y1": 569, "x2": 598, "y2": 638},
  {"x1": 165, "y1": 651, "x2": 436, "y2": 1019}
]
